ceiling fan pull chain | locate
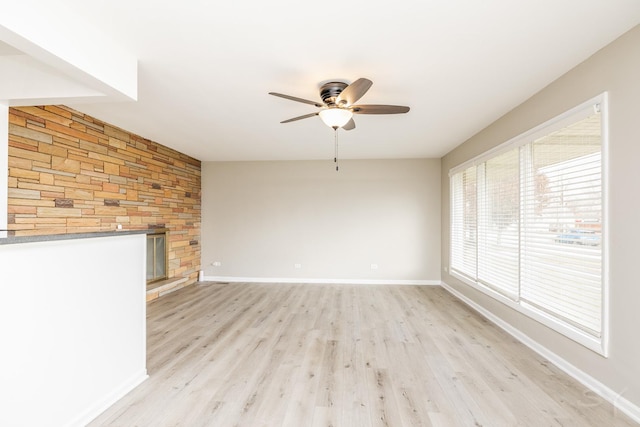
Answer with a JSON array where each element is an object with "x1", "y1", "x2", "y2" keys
[
  {"x1": 334, "y1": 127, "x2": 339, "y2": 171},
  {"x1": 333, "y1": 127, "x2": 338, "y2": 163}
]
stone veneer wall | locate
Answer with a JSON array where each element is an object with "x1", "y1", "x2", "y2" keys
[{"x1": 7, "y1": 105, "x2": 201, "y2": 290}]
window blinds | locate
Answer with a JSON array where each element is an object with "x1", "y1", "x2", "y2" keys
[
  {"x1": 451, "y1": 166, "x2": 477, "y2": 279},
  {"x1": 520, "y1": 114, "x2": 602, "y2": 335},
  {"x1": 449, "y1": 104, "x2": 604, "y2": 344},
  {"x1": 477, "y1": 149, "x2": 520, "y2": 299}
]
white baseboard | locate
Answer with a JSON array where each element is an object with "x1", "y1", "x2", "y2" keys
[
  {"x1": 440, "y1": 281, "x2": 640, "y2": 424},
  {"x1": 203, "y1": 276, "x2": 439, "y2": 286},
  {"x1": 66, "y1": 369, "x2": 148, "y2": 427}
]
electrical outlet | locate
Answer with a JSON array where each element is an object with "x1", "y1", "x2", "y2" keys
[
  {"x1": 294, "y1": 263, "x2": 302, "y2": 269},
  {"x1": 213, "y1": 261, "x2": 221, "y2": 267},
  {"x1": 370, "y1": 263, "x2": 379, "y2": 270}
]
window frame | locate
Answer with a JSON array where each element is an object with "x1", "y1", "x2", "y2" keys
[{"x1": 448, "y1": 93, "x2": 609, "y2": 356}]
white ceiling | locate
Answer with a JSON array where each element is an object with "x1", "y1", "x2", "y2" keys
[{"x1": 4, "y1": 1, "x2": 640, "y2": 161}]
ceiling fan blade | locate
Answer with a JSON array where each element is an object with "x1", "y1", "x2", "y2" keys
[
  {"x1": 342, "y1": 118, "x2": 356, "y2": 131},
  {"x1": 336, "y1": 78, "x2": 373, "y2": 106},
  {"x1": 351, "y1": 104, "x2": 410, "y2": 114},
  {"x1": 269, "y1": 92, "x2": 324, "y2": 108},
  {"x1": 280, "y1": 112, "x2": 319, "y2": 123}
]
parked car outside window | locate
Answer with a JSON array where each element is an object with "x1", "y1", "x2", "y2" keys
[{"x1": 555, "y1": 229, "x2": 600, "y2": 246}]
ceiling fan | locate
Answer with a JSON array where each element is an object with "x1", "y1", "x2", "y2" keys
[{"x1": 269, "y1": 78, "x2": 410, "y2": 130}]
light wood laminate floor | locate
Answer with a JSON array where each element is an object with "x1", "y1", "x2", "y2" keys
[{"x1": 89, "y1": 283, "x2": 638, "y2": 426}]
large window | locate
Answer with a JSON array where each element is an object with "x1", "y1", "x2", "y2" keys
[{"x1": 450, "y1": 95, "x2": 607, "y2": 354}]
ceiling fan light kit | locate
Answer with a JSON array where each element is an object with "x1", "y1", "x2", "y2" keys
[{"x1": 319, "y1": 108, "x2": 353, "y2": 128}]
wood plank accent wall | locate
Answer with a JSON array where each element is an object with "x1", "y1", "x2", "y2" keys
[{"x1": 7, "y1": 105, "x2": 201, "y2": 287}]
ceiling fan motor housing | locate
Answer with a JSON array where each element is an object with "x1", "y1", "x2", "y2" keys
[{"x1": 320, "y1": 82, "x2": 348, "y2": 106}]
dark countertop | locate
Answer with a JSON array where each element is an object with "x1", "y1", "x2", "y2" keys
[{"x1": 0, "y1": 229, "x2": 151, "y2": 245}]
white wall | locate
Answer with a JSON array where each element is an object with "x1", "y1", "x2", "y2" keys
[
  {"x1": 441, "y1": 25, "x2": 640, "y2": 420},
  {"x1": 202, "y1": 159, "x2": 440, "y2": 284},
  {"x1": 0, "y1": 233, "x2": 147, "y2": 427}
]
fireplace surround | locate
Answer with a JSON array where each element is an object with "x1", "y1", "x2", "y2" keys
[{"x1": 146, "y1": 228, "x2": 168, "y2": 283}]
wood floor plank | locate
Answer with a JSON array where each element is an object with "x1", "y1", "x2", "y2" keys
[{"x1": 88, "y1": 284, "x2": 639, "y2": 427}]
